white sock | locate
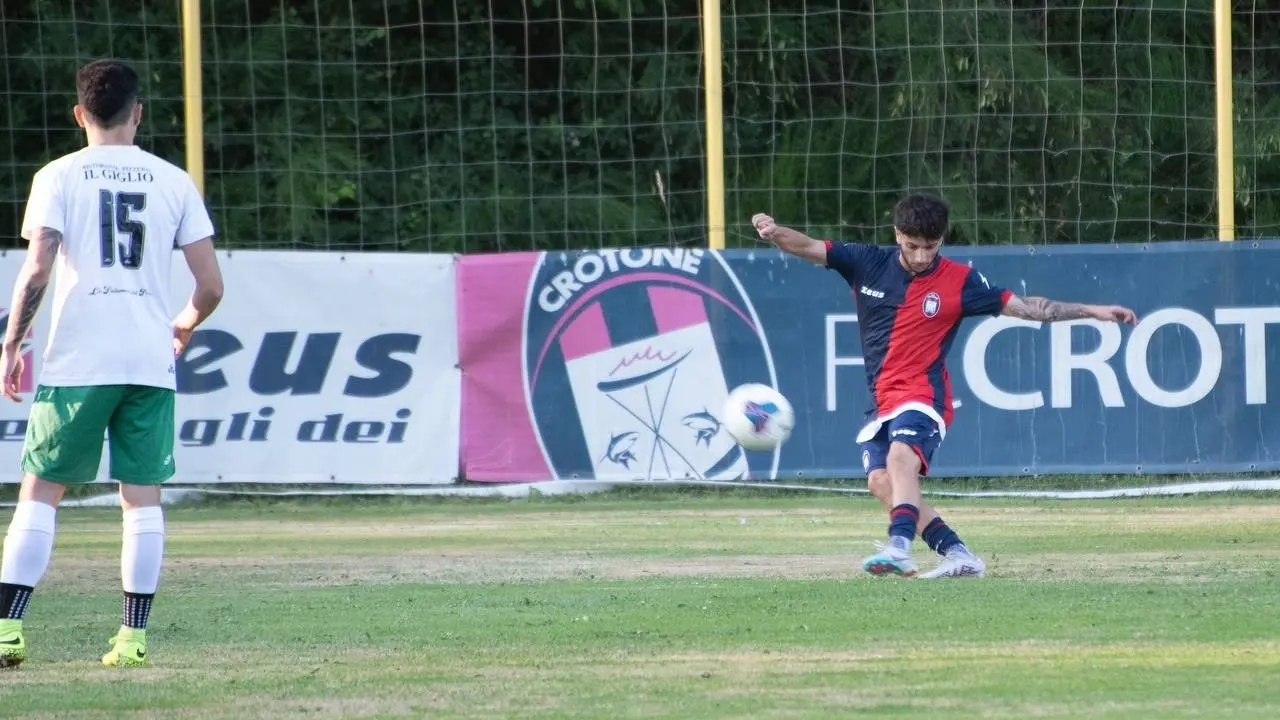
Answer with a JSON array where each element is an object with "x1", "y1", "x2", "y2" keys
[
  {"x1": 121, "y1": 507, "x2": 164, "y2": 595},
  {"x1": 1, "y1": 500, "x2": 57, "y2": 588}
]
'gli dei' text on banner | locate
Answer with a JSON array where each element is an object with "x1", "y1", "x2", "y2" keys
[{"x1": 0, "y1": 251, "x2": 461, "y2": 484}]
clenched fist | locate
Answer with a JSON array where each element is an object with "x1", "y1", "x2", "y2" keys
[{"x1": 752, "y1": 213, "x2": 777, "y2": 241}]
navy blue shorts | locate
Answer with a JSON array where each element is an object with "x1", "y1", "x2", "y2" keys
[{"x1": 859, "y1": 410, "x2": 943, "y2": 477}]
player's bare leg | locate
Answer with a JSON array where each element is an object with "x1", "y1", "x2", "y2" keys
[
  {"x1": 103, "y1": 483, "x2": 164, "y2": 667},
  {"x1": 886, "y1": 441, "x2": 925, "y2": 509},
  {"x1": 867, "y1": 470, "x2": 985, "y2": 577},
  {"x1": 0, "y1": 475, "x2": 66, "y2": 668},
  {"x1": 862, "y1": 442, "x2": 924, "y2": 576}
]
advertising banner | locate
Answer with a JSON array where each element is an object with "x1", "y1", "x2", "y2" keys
[
  {"x1": 458, "y1": 242, "x2": 1280, "y2": 481},
  {"x1": 0, "y1": 251, "x2": 461, "y2": 485}
]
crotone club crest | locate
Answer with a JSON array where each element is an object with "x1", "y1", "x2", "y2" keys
[
  {"x1": 922, "y1": 291, "x2": 941, "y2": 318},
  {"x1": 522, "y1": 248, "x2": 778, "y2": 482}
]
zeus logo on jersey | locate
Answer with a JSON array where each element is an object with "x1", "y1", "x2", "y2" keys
[{"x1": 524, "y1": 248, "x2": 780, "y2": 481}]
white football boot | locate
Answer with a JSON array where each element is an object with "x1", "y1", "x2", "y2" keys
[{"x1": 918, "y1": 546, "x2": 986, "y2": 578}]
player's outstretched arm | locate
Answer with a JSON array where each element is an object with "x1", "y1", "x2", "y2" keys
[
  {"x1": 752, "y1": 213, "x2": 827, "y2": 264},
  {"x1": 1003, "y1": 294, "x2": 1137, "y2": 324}
]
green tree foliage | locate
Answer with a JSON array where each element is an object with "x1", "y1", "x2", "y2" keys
[{"x1": 2, "y1": 1, "x2": 1278, "y2": 252}]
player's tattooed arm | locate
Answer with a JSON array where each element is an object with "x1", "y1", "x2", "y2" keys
[
  {"x1": 4, "y1": 227, "x2": 61, "y2": 350},
  {"x1": 1003, "y1": 294, "x2": 1138, "y2": 325},
  {"x1": 1002, "y1": 295, "x2": 1092, "y2": 322}
]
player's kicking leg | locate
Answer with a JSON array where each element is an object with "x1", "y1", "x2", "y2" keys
[
  {"x1": 859, "y1": 411, "x2": 983, "y2": 577},
  {"x1": 101, "y1": 385, "x2": 175, "y2": 668},
  {"x1": 865, "y1": 471, "x2": 985, "y2": 578},
  {"x1": 857, "y1": 425, "x2": 919, "y2": 577}
]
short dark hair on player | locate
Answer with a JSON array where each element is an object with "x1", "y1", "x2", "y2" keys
[
  {"x1": 76, "y1": 59, "x2": 140, "y2": 128},
  {"x1": 893, "y1": 193, "x2": 949, "y2": 242}
]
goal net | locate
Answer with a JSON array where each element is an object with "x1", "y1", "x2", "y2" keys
[{"x1": 2, "y1": 1, "x2": 1276, "y2": 253}]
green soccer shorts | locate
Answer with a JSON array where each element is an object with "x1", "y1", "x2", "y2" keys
[{"x1": 21, "y1": 384, "x2": 176, "y2": 485}]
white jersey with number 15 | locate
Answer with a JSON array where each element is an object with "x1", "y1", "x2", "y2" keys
[{"x1": 19, "y1": 144, "x2": 215, "y2": 391}]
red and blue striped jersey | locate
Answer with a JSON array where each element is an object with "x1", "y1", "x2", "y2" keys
[{"x1": 824, "y1": 240, "x2": 1012, "y2": 435}]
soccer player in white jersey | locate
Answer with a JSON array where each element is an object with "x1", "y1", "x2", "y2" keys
[{"x1": 0, "y1": 59, "x2": 224, "y2": 668}]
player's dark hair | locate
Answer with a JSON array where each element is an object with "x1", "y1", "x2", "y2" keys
[
  {"x1": 75, "y1": 59, "x2": 140, "y2": 129},
  {"x1": 893, "y1": 193, "x2": 949, "y2": 242}
]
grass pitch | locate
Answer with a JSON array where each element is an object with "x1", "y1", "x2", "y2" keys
[{"x1": 1, "y1": 490, "x2": 1278, "y2": 718}]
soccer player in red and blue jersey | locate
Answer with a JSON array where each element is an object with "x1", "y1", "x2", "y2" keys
[{"x1": 754, "y1": 194, "x2": 1137, "y2": 578}]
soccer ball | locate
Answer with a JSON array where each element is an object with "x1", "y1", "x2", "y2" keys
[{"x1": 722, "y1": 383, "x2": 795, "y2": 452}]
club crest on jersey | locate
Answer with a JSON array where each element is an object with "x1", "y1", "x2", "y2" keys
[
  {"x1": 922, "y1": 291, "x2": 942, "y2": 318},
  {"x1": 523, "y1": 248, "x2": 779, "y2": 482}
]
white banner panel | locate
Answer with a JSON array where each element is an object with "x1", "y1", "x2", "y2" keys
[
  {"x1": 0, "y1": 250, "x2": 460, "y2": 485},
  {"x1": 0, "y1": 253, "x2": 54, "y2": 481}
]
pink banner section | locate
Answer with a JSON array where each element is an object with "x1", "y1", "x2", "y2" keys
[
  {"x1": 648, "y1": 285, "x2": 707, "y2": 333},
  {"x1": 455, "y1": 252, "x2": 551, "y2": 481},
  {"x1": 558, "y1": 302, "x2": 610, "y2": 362}
]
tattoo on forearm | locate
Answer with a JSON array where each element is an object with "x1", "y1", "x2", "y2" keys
[
  {"x1": 1006, "y1": 296, "x2": 1092, "y2": 322},
  {"x1": 6, "y1": 229, "x2": 60, "y2": 347},
  {"x1": 35, "y1": 228, "x2": 62, "y2": 264},
  {"x1": 8, "y1": 284, "x2": 46, "y2": 343}
]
